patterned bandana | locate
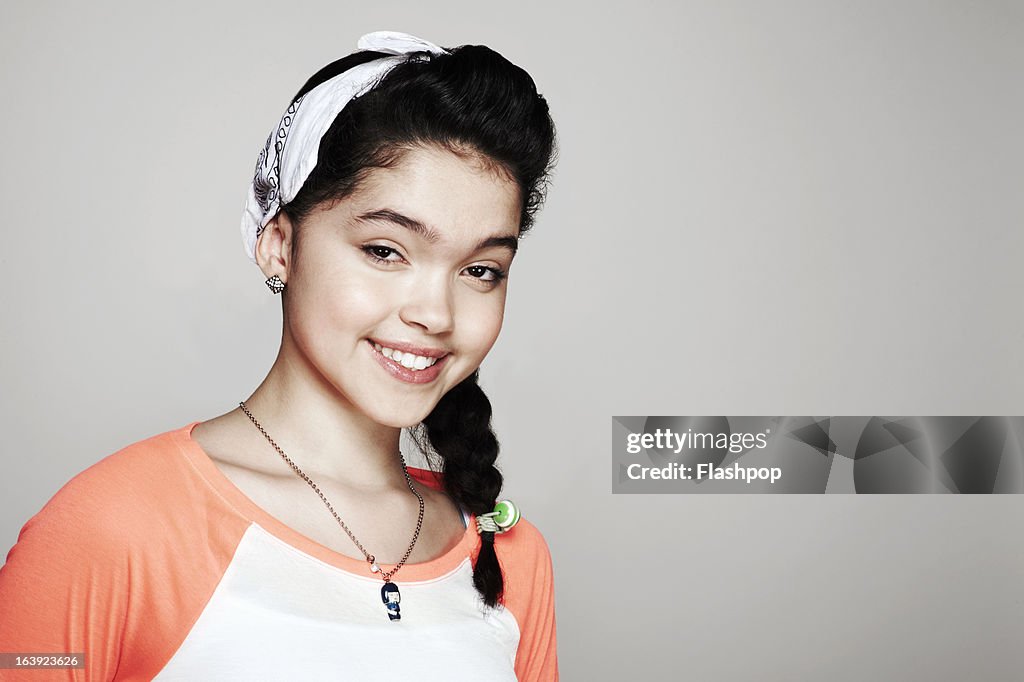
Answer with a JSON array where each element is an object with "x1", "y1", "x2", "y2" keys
[{"x1": 240, "y1": 30, "x2": 449, "y2": 263}]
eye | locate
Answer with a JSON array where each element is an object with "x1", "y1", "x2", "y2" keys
[
  {"x1": 361, "y1": 245, "x2": 405, "y2": 265},
  {"x1": 465, "y1": 265, "x2": 508, "y2": 284}
]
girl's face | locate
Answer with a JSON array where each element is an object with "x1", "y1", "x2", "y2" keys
[{"x1": 268, "y1": 145, "x2": 521, "y2": 428}]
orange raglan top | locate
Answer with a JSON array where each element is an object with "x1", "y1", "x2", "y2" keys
[{"x1": 0, "y1": 421, "x2": 558, "y2": 681}]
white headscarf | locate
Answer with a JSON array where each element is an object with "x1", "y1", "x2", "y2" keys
[{"x1": 240, "y1": 30, "x2": 449, "y2": 264}]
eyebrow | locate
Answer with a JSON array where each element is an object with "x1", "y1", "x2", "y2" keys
[{"x1": 354, "y1": 208, "x2": 519, "y2": 256}]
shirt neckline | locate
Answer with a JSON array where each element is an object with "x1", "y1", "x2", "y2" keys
[{"x1": 173, "y1": 420, "x2": 480, "y2": 582}]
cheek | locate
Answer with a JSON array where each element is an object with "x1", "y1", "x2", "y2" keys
[
  {"x1": 460, "y1": 292, "x2": 507, "y2": 354},
  {"x1": 290, "y1": 252, "x2": 384, "y2": 339},
  {"x1": 329, "y1": 277, "x2": 389, "y2": 318},
  {"x1": 303, "y1": 243, "x2": 386, "y2": 312}
]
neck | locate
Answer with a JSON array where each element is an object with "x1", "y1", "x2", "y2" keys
[{"x1": 236, "y1": 345, "x2": 410, "y2": 492}]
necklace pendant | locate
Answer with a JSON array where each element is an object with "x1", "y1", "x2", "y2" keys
[{"x1": 381, "y1": 581, "x2": 401, "y2": 621}]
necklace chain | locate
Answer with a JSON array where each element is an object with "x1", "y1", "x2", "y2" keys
[{"x1": 238, "y1": 401, "x2": 424, "y2": 582}]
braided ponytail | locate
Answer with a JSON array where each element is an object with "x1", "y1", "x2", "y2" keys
[{"x1": 410, "y1": 369, "x2": 504, "y2": 606}]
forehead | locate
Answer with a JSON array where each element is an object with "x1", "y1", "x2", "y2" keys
[{"x1": 346, "y1": 145, "x2": 521, "y2": 235}]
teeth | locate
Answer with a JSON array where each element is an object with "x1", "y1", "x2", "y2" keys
[{"x1": 372, "y1": 342, "x2": 441, "y2": 371}]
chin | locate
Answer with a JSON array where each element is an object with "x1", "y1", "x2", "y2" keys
[
  {"x1": 379, "y1": 416, "x2": 429, "y2": 429},
  {"x1": 363, "y1": 404, "x2": 437, "y2": 430}
]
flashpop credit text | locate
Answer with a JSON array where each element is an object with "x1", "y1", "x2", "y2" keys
[{"x1": 625, "y1": 462, "x2": 783, "y2": 483}]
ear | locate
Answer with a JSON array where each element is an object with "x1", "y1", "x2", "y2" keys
[{"x1": 254, "y1": 211, "x2": 295, "y2": 283}]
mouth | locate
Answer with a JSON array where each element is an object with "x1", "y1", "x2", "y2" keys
[{"x1": 366, "y1": 339, "x2": 450, "y2": 384}]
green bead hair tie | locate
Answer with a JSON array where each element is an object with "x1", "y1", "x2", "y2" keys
[{"x1": 475, "y1": 499, "x2": 521, "y2": 535}]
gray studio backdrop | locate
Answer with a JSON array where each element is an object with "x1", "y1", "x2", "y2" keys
[{"x1": 2, "y1": 1, "x2": 1022, "y2": 680}]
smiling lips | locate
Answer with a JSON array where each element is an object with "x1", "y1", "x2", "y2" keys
[{"x1": 367, "y1": 339, "x2": 450, "y2": 384}]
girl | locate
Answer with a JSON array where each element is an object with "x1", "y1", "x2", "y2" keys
[{"x1": 0, "y1": 30, "x2": 558, "y2": 681}]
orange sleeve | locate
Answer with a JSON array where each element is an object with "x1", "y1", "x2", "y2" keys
[
  {"x1": 497, "y1": 518, "x2": 559, "y2": 682},
  {"x1": 0, "y1": 431, "x2": 250, "y2": 681},
  {"x1": 0, "y1": 466, "x2": 132, "y2": 681}
]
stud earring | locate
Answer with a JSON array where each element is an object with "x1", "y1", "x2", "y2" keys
[{"x1": 265, "y1": 274, "x2": 286, "y2": 294}]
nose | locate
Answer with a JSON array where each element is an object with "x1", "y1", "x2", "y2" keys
[{"x1": 398, "y1": 273, "x2": 455, "y2": 334}]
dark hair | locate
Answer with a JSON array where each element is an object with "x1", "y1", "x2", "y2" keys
[{"x1": 279, "y1": 44, "x2": 557, "y2": 607}]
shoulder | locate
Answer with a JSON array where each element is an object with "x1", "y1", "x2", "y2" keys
[
  {"x1": 0, "y1": 423, "x2": 231, "y2": 680},
  {"x1": 52, "y1": 425, "x2": 189, "y2": 508},
  {"x1": 0, "y1": 425, "x2": 188, "y2": 614},
  {"x1": 492, "y1": 516, "x2": 556, "y2": 605},
  {"x1": 7, "y1": 424, "x2": 201, "y2": 559},
  {"x1": 493, "y1": 516, "x2": 553, "y2": 567},
  {"x1": 1, "y1": 421, "x2": 246, "y2": 618}
]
